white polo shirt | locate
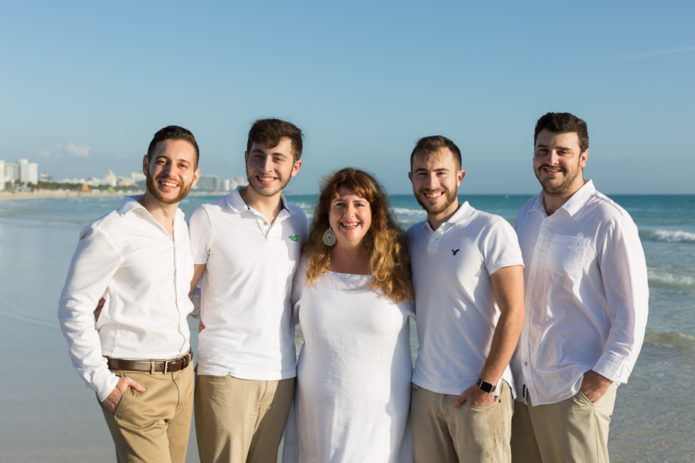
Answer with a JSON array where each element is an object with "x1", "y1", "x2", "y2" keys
[
  {"x1": 408, "y1": 201, "x2": 524, "y2": 396},
  {"x1": 512, "y1": 181, "x2": 648, "y2": 406},
  {"x1": 189, "y1": 187, "x2": 307, "y2": 379},
  {"x1": 59, "y1": 196, "x2": 194, "y2": 401}
]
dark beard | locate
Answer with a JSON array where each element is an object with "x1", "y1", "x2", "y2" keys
[
  {"x1": 145, "y1": 173, "x2": 191, "y2": 204},
  {"x1": 415, "y1": 188, "x2": 457, "y2": 215}
]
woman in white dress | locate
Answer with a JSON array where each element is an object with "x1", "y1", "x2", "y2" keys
[{"x1": 284, "y1": 168, "x2": 414, "y2": 462}]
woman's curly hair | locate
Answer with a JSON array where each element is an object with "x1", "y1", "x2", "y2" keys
[{"x1": 303, "y1": 168, "x2": 413, "y2": 303}]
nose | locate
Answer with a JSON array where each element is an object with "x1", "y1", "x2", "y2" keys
[
  {"x1": 345, "y1": 203, "x2": 357, "y2": 218},
  {"x1": 262, "y1": 155, "x2": 274, "y2": 172},
  {"x1": 547, "y1": 150, "x2": 559, "y2": 165},
  {"x1": 424, "y1": 173, "x2": 438, "y2": 189}
]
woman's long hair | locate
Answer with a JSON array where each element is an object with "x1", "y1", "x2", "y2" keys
[{"x1": 303, "y1": 168, "x2": 413, "y2": 303}]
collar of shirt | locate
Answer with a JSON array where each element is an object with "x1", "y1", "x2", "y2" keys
[
  {"x1": 423, "y1": 201, "x2": 474, "y2": 234},
  {"x1": 533, "y1": 180, "x2": 597, "y2": 218},
  {"x1": 224, "y1": 187, "x2": 292, "y2": 216}
]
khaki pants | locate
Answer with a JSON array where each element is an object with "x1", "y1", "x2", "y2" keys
[
  {"x1": 195, "y1": 375, "x2": 295, "y2": 463},
  {"x1": 511, "y1": 383, "x2": 618, "y2": 463},
  {"x1": 100, "y1": 363, "x2": 194, "y2": 463},
  {"x1": 411, "y1": 381, "x2": 513, "y2": 463}
]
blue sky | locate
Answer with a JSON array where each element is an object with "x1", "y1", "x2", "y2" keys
[{"x1": 1, "y1": 1, "x2": 693, "y2": 194}]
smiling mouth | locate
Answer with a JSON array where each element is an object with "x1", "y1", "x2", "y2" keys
[
  {"x1": 340, "y1": 221, "x2": 360, "y2": 229},
  {"x1": 421, "y1": 190, "x2": 444, "y2": 200},
  {"x1": 256, "y1": 175, "x2": 276, "y2": 185},
  {"x1": 158, "y1": 179, "x2": 180, "y2": 190}
]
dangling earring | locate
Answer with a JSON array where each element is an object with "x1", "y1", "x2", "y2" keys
[{"x1": 322, "y1": 227, "x2": 336, "y2": 246}]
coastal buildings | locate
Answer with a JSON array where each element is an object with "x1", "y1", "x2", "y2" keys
[
  {"x1": 1, "y1": 156, "x2": 246, "y2": 194},
  {"x1": 1, "y1": 158, "x2": 38, "y2": 191}
]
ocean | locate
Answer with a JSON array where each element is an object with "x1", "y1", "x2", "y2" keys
[{"x1": 0, "y1": 193, "x2": 693, "y2": 462}]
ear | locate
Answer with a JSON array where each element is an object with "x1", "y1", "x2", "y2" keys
[
  {"x1": 290, "y1": 159, "x2": 302, "y2": 178},
  {"x1": 191, "y1": 167, "x2": 200, "y2": 188},
  {"x1": 142, "y1": 155, "x2": 150, "y2": 176},
  {"x1": 579, "y1": 149, "x2": 589, "y2": 168},
  {"x1": 457, "y1": 169, "x2": 466, "y2": 186},
  {"x1": 408, "y1": 171, "x2": 413, "y2": 184},
  {"x1": 244, "y1": 151, "x2": 249, "y2": 163}
]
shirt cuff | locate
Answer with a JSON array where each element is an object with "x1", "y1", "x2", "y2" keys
[
  {"x1": 593, "y1": 351, "x2": 633, "y2": 384},
  {"x1": 94, "y1": 370, "x2": 120, "y2": 403}
]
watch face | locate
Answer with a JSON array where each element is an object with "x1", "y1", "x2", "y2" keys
[{"x1": 479, "y1": 380, "x2": 495, "y2": 393}]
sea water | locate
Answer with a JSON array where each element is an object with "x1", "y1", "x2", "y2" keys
[{"x1": 0, "y1": 193, "x2": 693, "y2": 462}]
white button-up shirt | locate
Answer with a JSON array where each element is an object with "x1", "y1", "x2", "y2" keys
[
  {"x1": 512, "y1": 181, "x2": 648, "y2": 406},
  {"x1": 189, "y1": 188, "x2": 307, "y2": 379},
  {"x1": 58, "y1": 196, "x2": 194, "y2": 401}
]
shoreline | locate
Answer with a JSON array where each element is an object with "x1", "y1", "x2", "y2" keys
[{"x1": 0, "y1": 190, "x2": 229, "y2": 200}]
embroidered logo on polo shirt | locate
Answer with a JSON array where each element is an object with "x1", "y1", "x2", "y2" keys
[
  {"x1": 289, "y1": 235, "x2": 299, "y2": 241},
  {"x1": 451, "y1": 248, "x2": 460, "y2": 256}
]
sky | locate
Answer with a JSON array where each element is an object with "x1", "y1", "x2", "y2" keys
[{"x1": 1, "y1": 1, "x2": 693, "y2": 194}]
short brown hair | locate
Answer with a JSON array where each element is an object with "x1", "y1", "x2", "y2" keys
[
  {"x1": 410, "y1": 135, "x2": 461, "y2": 170},
  {"x1": 534, "y1": 112, "x2": 589, "y2": 152},
  {"x1": 303, "y1": 168, "x2": 412, "y2": 303},
  {"x1": 147, "y1": 125, "x2": 199, "y2": 166},
  {"x1": 247, "y1": 118, "x2": 303, "y2": 160}
]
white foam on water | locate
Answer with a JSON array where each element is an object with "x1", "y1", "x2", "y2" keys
[
  {"x1": 391, "y1": 207, "x2": 426, "y2": 218},
  {"x1": 644, "y1": 331, "x2": 695, "y2": 349},
  {"x1": 646, "y1": 229, "x2": 695, "y2": 243},
  {"x1": 648, "y1": 269, "x2": 695, "y2": 289}
]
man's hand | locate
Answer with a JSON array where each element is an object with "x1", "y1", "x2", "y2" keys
[
  {"x1": 199, "y1": 320, "x2": 206, "y2": 332},
  {"x1": 102, "y1": 376, "x2": 146, "y2": 413},
  {"x1": 580, "y1": 370, "x2": 613, "y2": 403},
  {"x1": 453, "y1": 384, "x2": 495, "y2": 408}
]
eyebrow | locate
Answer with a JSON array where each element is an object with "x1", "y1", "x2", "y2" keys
[{"x1": 413, "y1": 167, "x2": 449, "y2": 173}]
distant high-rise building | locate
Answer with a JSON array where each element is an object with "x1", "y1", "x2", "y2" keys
[
  {"x1": 17, "y1": 158, "x2": 38, "y2": 184},
  {"x1": 195, "y1": 175, "x2": 220, "y2": 192},
  {"x1": 103, "y1": 170, "x2": 117, "y2": 187},
  {"x1": 0, "y1": 160, "x2": 6, "y2": 191}
]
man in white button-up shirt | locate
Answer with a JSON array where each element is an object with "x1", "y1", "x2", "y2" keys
[
  {"x1": 407, "y1": 135, "x2": 525, "y2": 463},
  {"x1": 511, "y1": 112, "x2": 649, "y2": 463},
  {"x1": 58, "y1": 126, "x2": 200, "y2": 463},
  {"x1": 189, "y1": 119, "x2": 306, "y2": 463}
]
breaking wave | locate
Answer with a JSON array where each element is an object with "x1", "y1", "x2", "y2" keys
[{"x1": 643, "y1": 229, "x2": 695, "y2": 243}]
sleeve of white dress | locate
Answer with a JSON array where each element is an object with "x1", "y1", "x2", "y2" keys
[
  {"x1": 594, "y1": 216, "x2": 649, "y2": 384},
  {"x1": 58, "y1": 224, "x2": 122, "y2": 402}
]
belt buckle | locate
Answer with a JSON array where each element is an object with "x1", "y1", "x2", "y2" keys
[{"x1": 163, "y1": 359, "x2": 172, "y2": 374}]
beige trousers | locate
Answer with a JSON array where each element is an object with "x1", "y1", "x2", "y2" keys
[
  {"x1": 195, "y1": 375, "x2": 295, "y2": 463},
  {"x1": 511, "y1": 383, "x2": 618, "y2": 463},
  {"x1": 411, "y1": 381, "x2": 513, "y2": 463},
  {"x1": 100, "y1": 363, "x2": 194, "y2": 463}
]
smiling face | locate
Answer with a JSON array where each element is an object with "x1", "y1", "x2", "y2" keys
[
  {"x1": 143, "y1": 138, "x2": 199, "y2": 205},
  {"x1": 328, "y1": 186, "x2": 372, "y2": 248},
  {"x1": 245, "y1": 137, "x2": 302, "y2": 199},
  {"x1": 409, "y1": 147, "x2": 465, "y2": 226},
  {"x1": 533, "y1": 129, "x2": 588, "y2": 198}
]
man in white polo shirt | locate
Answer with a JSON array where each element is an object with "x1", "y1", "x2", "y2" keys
[
  {"x1": 407, "y1": 135, "x2": 525, "y2": 462},
  {"x1": 510, "y1": 112, "x2": 648, "y2": 462},
  {"x1": 189, "y1": 118, "x2": 306, "y2": 463},
  {"x1": 58, "y1": 125, "x2": 200, "y2": 462}
]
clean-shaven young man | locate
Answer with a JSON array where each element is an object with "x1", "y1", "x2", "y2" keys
[
  {"x1": 511, "y1": 112, "x2": 648, "y2": 462},
  {"x1": 59, "y1": 125, "x2": 200, "y2": 462},
  {"x1": 189, "y1": 118, "x2": 306, "y2": 463},
  {"x1": 407, "y1": 135, "x2": 525, "y2": 463}
]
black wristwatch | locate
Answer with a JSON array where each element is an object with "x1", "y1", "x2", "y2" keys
[{"x1": 477, "y1": 378, "x2": 496, "y2": 393}]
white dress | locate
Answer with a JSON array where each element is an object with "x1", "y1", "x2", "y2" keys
[{"x1": 283, "y1": 268, "x2": 414, "y2": 463}]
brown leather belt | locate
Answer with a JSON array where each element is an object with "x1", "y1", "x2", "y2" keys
[{"x1": 107, "y1": 351, "x2": 192, "y2": 374}]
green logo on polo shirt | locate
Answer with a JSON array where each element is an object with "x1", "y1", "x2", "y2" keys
[{"x1": 289, "y1": 235, "x2": 299, "y2": 241}]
